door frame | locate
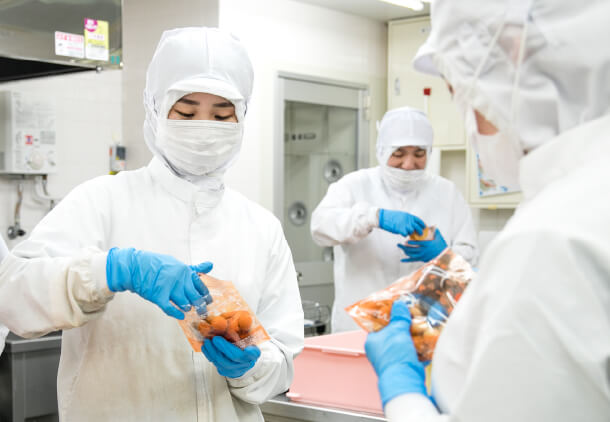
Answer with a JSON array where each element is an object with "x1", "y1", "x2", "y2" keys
[{"x1": 273, "y1": 72, "x2": 370, "y2": 224}]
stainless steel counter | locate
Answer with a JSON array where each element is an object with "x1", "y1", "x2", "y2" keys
[
  {"x1": 3, "y1": 331, "x2": 62, "y2": 352},
  {"x1": 261, "y1": 394, "x2": 386, "y2": 422},
  {"x1": 0, "y1": 332, "x2": 62, "y2": 422}
]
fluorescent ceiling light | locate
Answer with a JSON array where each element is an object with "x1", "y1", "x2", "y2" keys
[{"x1": 377, "y1": 0, "x2": 425, "y2": 11}]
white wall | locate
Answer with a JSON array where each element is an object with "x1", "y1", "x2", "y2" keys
[
  {"x1": 0, "y1": 70, "x2": 122, "y2": 249},
  {"x1": 473, "y1": 208, "x2": 515, "y2": 254},
  {"x1": 122, "y1": 0, "x2": 220, "y2": 170},
  {"x1": 219, "y1": 0, "x2": 388, "y2": 211},
  {"x1": 0, "y1": 0, "x2": 220, "y2": 251},
  {"x1": 436, "y1": 148, "x2": 515, "y2": 250}
]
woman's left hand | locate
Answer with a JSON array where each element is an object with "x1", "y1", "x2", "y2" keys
[
  {"x1": 365, "y1": 301, "x2": 427, "y2": 406},
  {"x1": 398, "y1": 228, "x2": 448, "y2": 263},
  {"x1": 202, "y1": 336, "x2": 261, "y2": 378}
]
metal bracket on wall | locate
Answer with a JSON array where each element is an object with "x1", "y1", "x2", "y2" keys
[{"x1": 7, "y1": 179, "x2": 26, "y2": 240}]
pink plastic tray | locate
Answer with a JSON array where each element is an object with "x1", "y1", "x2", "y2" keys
[{"x1": 287, "y1": 330, "x2": 383, "y2": 414}]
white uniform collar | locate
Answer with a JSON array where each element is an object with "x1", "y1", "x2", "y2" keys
[
  {"x1": 519, "y1": 114, "x2": 610, "y2": 201},
  {"x1": 147, "y1": 157, "x2": 224, "y2": 212}
]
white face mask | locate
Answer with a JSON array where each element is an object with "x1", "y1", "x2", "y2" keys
[
  {"x1": 464, "y1": 109, "x2": 522, "y2": 191},
  {"x1": 381, "y1": 165, "x2": 426, "y2": 192},
  {"x1": 156, "y1": 119, "x2": 243, "y2": 176}
]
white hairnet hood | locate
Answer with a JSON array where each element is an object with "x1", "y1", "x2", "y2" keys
[
  {"x1": 413, "y1": 0, "x2": 610, "y2": 153},
  {"x1": 376, "y1": 106, "x2": 433, "y2": 165},
  {"x1": 143, "y1": 27, "x2": 254, "y2": 179}
]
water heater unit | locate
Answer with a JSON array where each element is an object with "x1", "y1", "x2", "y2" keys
[{"x1": 0, "y1": 91, "x2": 57, "y2": 174}]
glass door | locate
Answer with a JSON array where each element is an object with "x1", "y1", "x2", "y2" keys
[{"x1": 275, "y1": 75, "x2": 369, "y2": 330}]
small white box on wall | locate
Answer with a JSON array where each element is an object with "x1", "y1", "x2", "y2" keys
[{"x1": 0, "y1": 91, "x2": 57, "y2": 175}]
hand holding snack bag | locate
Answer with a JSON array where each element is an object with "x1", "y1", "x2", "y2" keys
[
  {"x1": 178, "y1": 273, "x2": 270, "y2": 351},
  {"x1": 346, "y1": 248, "x2": 474, "y2": 361}
]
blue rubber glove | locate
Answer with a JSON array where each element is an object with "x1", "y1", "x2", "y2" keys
[
  {"x1": 106, "y1": 247, "x2": 213, "y2": 320},
  {"x1": 202, "y1": 336, "x2": 261, "y2": 378},
  {"x1": 365, "y1": 301, "x2": 427, "y2": 406},
  {"x1": 397, "y1": 228, "x2": 448, "y2": 263},
  {"x1": 378, "y1": 209, "x2": 426, "y2": 237}
]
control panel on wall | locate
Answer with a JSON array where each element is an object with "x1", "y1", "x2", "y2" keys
[{"x1": 0, "y1": 91, "x2": 57, "y2": 174}]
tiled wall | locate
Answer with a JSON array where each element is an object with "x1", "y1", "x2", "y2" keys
[{"x1": 0, "y1": 70, "x2": 122, "y2": 249}]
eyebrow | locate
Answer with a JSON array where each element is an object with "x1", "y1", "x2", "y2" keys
[
  {"x1": 176, "y1": 98, "x2": 234, "y2": 109},
  {"x1": 177, "y1": 98, "x2": 199, "y2": 105}
]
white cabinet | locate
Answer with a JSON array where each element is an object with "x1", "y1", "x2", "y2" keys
[
  {"x1": 388, "y1": 17, "x2": 464, "y2": 148},
  {"x1": 466, "y1": 146, "x2": 522, "y2": 208},
  {"x1": 387, "y1": 17, "x2": 521, "y2": 208}
]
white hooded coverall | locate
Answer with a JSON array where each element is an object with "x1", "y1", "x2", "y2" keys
[
  {"x1": 0, "y1": 236, "x2": 8, "y2": 355},
  {"x1": 385, "y1": 0, "x2": 610, "y2": 420},
  {"x1": 0, "y1": 27, "x2": 304, "y2": 422},
  {"x1": 311, "y1": 108, "x2": 478, "y2": 333}
]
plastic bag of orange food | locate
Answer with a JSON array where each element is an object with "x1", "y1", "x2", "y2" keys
[
  {"x1": 178, "y1": 273, "x2": 270, "y2": 351},
  {"x1": 345, "y1": 248, "x2": 474, "y2": 361}
]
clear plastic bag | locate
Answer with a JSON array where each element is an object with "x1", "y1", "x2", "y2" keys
[
  {"x1": 178, "y1": 274, "x2": 270, "y2": 351},
  {"x1": 345, "y1": 248, "x2": 474, "y2": 361}
]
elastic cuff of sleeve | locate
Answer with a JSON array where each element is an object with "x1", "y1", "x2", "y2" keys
[
  {"x1": 227, "y1": 341, "x2": 282, "y2": 388},
  {"x1": 384, "y1": 393, "x2": 438, "y2": 419},
  {"x1": 368, "y1": 206, "x2": 380, "y2": 228},
  {"x1": 353, "y1": 203, "x2": 380, "y2": 236},
  {"x1": 91, "y1": 251, "x2": 114, "y2": 300},
  {"x1": 227, "y1": 347, "x2": 268, "y2": 387},
  {"x1": 70, "y1": 250, "x2": 114, "y2": 314}
]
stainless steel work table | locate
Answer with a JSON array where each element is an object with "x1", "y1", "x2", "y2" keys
[
  {"x1": 261, "y1": 393, "x2": 386, "y2": 422},
  {"x1": 0, "y1": 331, "x2": 62, "y2": 422}
]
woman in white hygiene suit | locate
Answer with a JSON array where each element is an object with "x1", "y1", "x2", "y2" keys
[
  {"x1": 364, "y1": 1, "x2": 610, "y2": 421},
  {"x1": 311, "y1": 107, "x2": 478, "y2": 332},
  {"x1": 0, "y1": 27, "x2": 303, "y2": 421},
  {"x1": 0, "y1": 235, "x2": 8, "y2": 356}
]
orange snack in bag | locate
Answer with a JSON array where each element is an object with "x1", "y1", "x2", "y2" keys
[
  {"x1": 345, "y1": 248, "x2": 474, "y2": 361},
  {"x1": 197, "y1": 322, "x2": 213, "y2": 337},
  {"x1": 410, "y1": 226, "x2": 431, "y2": 241},
  {"x1": 238, "y1": 312, "x2": 253, "y2": 332},
  {"x1": 209, "y1": 316, "x2": 228, "y2": 332},
  {"x1": 179, "y1": 274, "x2": 270, "y2": 351},
  {"x1": 407, "y1": 226, "x2": 436, "y2": 242}
]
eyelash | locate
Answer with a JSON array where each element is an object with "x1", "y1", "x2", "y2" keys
[
  {"x1": 392, "y1": 152, "x2": 426, "y2": 158},
  {"x1": 175, "y1": 111, "x2": 233, "y2": 120}
]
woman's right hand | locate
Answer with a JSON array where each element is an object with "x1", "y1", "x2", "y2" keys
[
  {"x1": 378, "y1": 209, "x2": 426, "y2": 237},
  {"x1": 106, "y1": 247, "x2": 213, "y2": 319}
]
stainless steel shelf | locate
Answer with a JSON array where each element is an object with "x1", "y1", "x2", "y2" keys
[{"x1": 261, "y1": 394, "x2": 386, "y2": 422}]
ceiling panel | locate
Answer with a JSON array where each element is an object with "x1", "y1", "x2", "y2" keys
[{"x1": 292, "y1": 0, "x2": 430, "y2": 22}]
